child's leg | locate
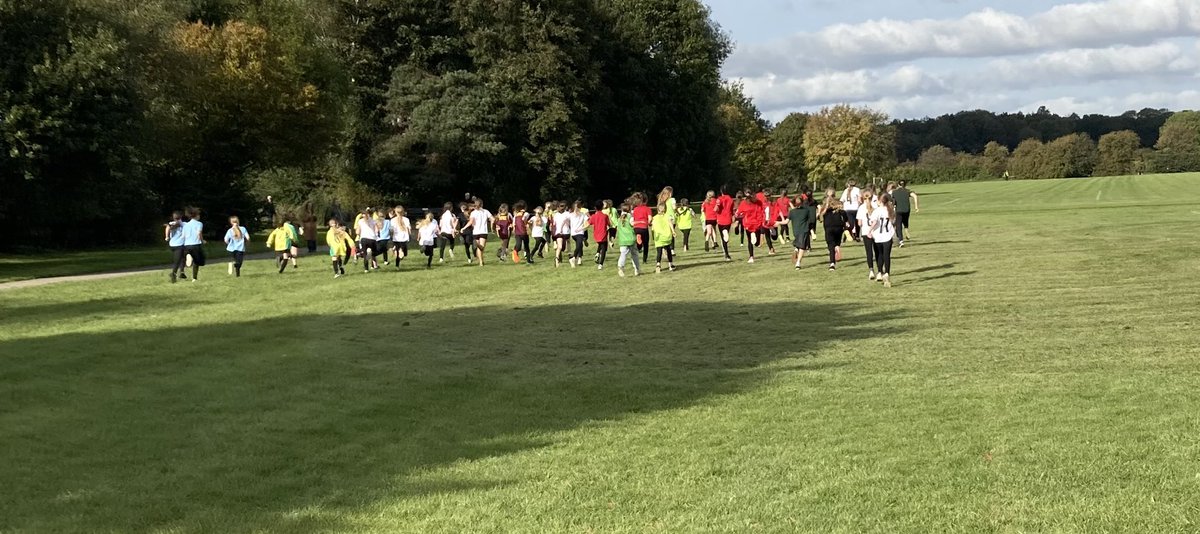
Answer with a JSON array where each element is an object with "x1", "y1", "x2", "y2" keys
[
  {"x1": 656, "y1": 246, "x2": 664, "y2": 265},
  {"x1": 234, "y1": 251, "x2": 244, "y2": 276},
  {"x1": 618, "y1": 246, "x2": 628, "y2": 269},
  {"x1": 278, "y1": 253, "x2": 288, "y2": 273},
  {"x1": 666, "y1": 245, "x2": 674, "y2": 265},
  {"x1": 630, "y1": 245, "x2": 641, "y2": 272},
  {"x1": 863, "y1": 238, "x2": 875, "y2": 273},
  {"x1": 598, "y1": 241, "x2": 608, "y2": 265},
  {"x1": 682, "y1": 229, "x2": 690, "y2": 250}
]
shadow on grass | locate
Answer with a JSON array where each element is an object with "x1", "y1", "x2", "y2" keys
[{"x1": 0, "y1": 301, "x2": 901, "y2": 532}]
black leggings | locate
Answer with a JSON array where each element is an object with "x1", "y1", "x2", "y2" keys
[
  {"x1": 461, "y1": 233, "x2": 473, "y2": 257},
  {"x1": 572, "y1": 234, "x2": 585, "y2": 259},
  {"x1": 746, "y1": 229, "x2": 757, "y2": 258},
  {"x1": 824, "y1": 227, "x2": 842, "y2": 264},
  {"x1": 656, "y1": 244, "x2": 674, "y2": 264},
  {"x1": 863, "y1": 237, "x2": 876, "y2": 272},
  {"x1": 634, "y1": 228, "x2": 650, "y2": 262},
  {"x1": 515, "y1": 234, "x2": 529, "y2": 256},
  {"x1": 439, "y1": 233, "x2": 455, "y2": 259},
  {"x1": 596, "y1": 240, "x2": 609, "y2": 265},
  {"x1": 719, "y1": 224, "x2": 731, "y2": 258},
  {"x1": 873, "y1": 240, "x2": 893, "y2": 275},
  {"x1": 423, "y1": 244, "x2": 435, "y2": 267},
  {"x1": 229, "y1": 250, "x2": 244, "y2": 276},
  {"x1": 681, "y1": 229, "x2": 690, "y2": 250},
  {"x1": 331, "y1": 257, "x2": 345, "y2": 275},
  {"x1": 845, "y1": 210, "x2": 859, "y2": 239},
  {"x1": 532, "y1": 237, "x2": 546, "y2": 259}
]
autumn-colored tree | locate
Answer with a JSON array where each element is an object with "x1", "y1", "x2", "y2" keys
[
  {"x1": 1095, "y1": 130, "x2": 1142, "y2": 176},
  {"x1": 981, "y1": 141, "x2": 1010, "y2": 178},
  {"x1": 803, "y1": 104, "x2": 895, "y2": 189},
  {"x1": 917, "y1": 145, "x2": 957, "y2": 169}
]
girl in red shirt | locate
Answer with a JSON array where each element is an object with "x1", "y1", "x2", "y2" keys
[
  {"x1": 588, "y1": 201, "x2": 612, "y2": 270},
  {"x1": 631, "y1": 193, "x2": 653, "y2": 264},
  {"x1": 715, "y1": 187, "x2": 734, "y2": 261},
  {"x1": 701, "y1": 190, "x2": 718, "y2": 252},
  {"x1": 739, "y1": 191, "x2": 766, "y2": 263}
]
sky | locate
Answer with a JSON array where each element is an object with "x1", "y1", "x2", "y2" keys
[{"x1": 705, "y1": 0, "x2": 1200, "y2": 121}]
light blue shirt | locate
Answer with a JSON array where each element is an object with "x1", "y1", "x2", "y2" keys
[
  {"x1": 183, "y1": 219, "x2": 204, "y2": 246},
  {"x1": 377, "y1": 218, "x2": 393, "y2": 241},
  {"x1": 167, "y1": 222, "x2": 185, "y2": 247},
  {"x1": 224, "y1": 226, "x2": 249, "y2": 252}
]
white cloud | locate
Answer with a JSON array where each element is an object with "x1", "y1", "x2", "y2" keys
[
  {"x1": 739, "y1": 41, "x2": 1200, "y2": 116},
  {"x1": 727, "y1": 0, "x2": 1200, "y2": 76},
  {"x1": 1020, "y1": 90, "x2": 1200, "y2": 115}
]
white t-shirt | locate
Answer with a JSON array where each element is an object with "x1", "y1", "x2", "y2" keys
[
  {"x1": 439, "y1": 211, "x2": 457, "y2": 235},
  {"x1": 552, "y1": 212, "x2": 571, "y2": 236},
  {"x1": 531, "y1": 216, "x2": 545, "y2": 238},
  {"x1": 357, "y1": 218, "x2": 377, "y2": 240},
  {"x1": 392, "y1": 216, "x2": 411, "y2": 242},
  {"x1": 569, "y1": 212, "x2": 587, "y2": 236},
  {"x1": 418, "y1": 221, "x2": 438, "y2": 246},
  {"x1": 469, "y1": 209, "x2": 492, "y2": 236},
  {"x1": 856, "y1": 208, "x2": 871, "y2": 234},
  {"x1": 869, "y1": 206, "x2": 895, "y2": 243},
  {"x1": 841, "y1": 187, "x2": 863, "y2": 211}
]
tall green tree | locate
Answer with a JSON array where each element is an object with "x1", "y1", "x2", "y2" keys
[
  {"x1": 981, "y1": 141, "x2": 1010, "y2": 178},
  {"x1": 771, "y1": 112, "x2": 808, "y2": 188},
  {"x1": 716, "y1": 82, "x2": 776, "y2": 190}
]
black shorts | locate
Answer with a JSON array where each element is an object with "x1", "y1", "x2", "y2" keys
[
  {"x1": 718, "y1": 224, "x2": 731, "y2": 232},
  {"x1": 554, "y1": 234, "x2": 569, "y2": 241},
  {"x1": 360, "y1": 238, "x2": 377, "y2": 252},
  {"x1": 184, "y1": 244, "x2": 206, "y2": 266},
  {"x1": 392, "y1": 240, "x2": 408, "y2": 253},
  {"x1": 705, "y1": 220, "x2": 717, "y2": 228},
  {"x1": 608, "y1": 228, "x2": 617, "y2": 238}
]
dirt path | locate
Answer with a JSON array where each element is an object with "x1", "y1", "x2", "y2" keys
[{"x1": 0, "y1": 250, "x2": 318, "y2": 292}]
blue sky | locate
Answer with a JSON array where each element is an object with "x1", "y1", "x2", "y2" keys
[{"x1": 706, "y1": 0, "x2": 1200, "y2": 120}]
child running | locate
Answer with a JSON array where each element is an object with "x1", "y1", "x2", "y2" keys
[
  {"x1": 417, "y1": 211, "x2": 439, "y2": 269},
  {"x1": 631, "y1": 194, "x2": 652, "y2": 264},
  {"x1": 821, "y1": 198, "x2": 849, "y2": 271},
  {"x1": 326, "y1": 219, "x2": 352, "y2": 278},
  {"x1": 857, "y1": 190, "x2": 878, "y2": 280},
  {"x1": 701, "y1": 191, "x2": 718, "y2": 252},
  {"x1": 438, "y1": 202, "x2": 458, "y2": 263},
  {"x1": 391, "y1": 206, "x2": 411, "y2": 268},
  {"x1": 868, "y1": 194, "x2": 897, "y2": 287},
  {"x1": 181, "y1": 207, "x2": 205, "y2": 282},
  {"x1": 589, "y1": 201, "x2": 611, "y2": 270},
  {"x1": 715, "y1": 187, "x2": 734, "y2": 261},
  {"x1": 266, "y1": 218, "x2": 293, "y2": 274},
  {"x1": 529, "y1": 206, "x2": 546, "y2": 263},
  {"x1": 788, "y1": 197, "x2": 815, "y2": 270},
  {"x1": 651, "y1": 203, "x2": 677, "y2": 273},
  {"x1": 284, "y1": 216, "x2": 302, "y2": 269},
  {"x1": 551, "y1": 202, "x2": 570, "y2": 267},
  {"x1": 494, "y1": 204, "x2": 512, "y2": 262},
  {"x1": 512, "y1": 201, "x2": 530, "y2": 264},
  {"x1": 568, "y1": 201, "x2": 587, "y2": 268},
  {"x1": 468, "y1": 197, "x2": 493, "y2": 266},
  {"x1": 675, "y1": 199, "x2": 695, "y2": 252},
  {"x1": 356, "y1": 208, "x2": 380, "y2": 272},
  {"x1": 739, "y1": 191, "x2": 765, "y2": 263},
  {"x1": 224, "y1": 216, "x2": 248, "y2": 277},
  {"x1": 615, "y1": 202, "x2": 641, "y2": 277},
  {"x1": 840, "y1": 180, "x2": 863, "y2": 242},
  {"x1": 166, "y1": 211, "x2": 189, "y2": 282}
]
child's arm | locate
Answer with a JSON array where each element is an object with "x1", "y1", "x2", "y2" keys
[
  {"x1": 912, "y1": 191, "x2": 920, "y2": 213},
  {"x1": 164, "y1": 224, "x2": 171, "y2": 242}
]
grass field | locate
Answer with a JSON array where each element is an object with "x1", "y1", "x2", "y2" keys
[
  {"x1": 2, "y1": 174, "x2": 1199, "y2": 532},
  {"x1": 0, "y1": 233, "x2": 273, "y2": 284}
]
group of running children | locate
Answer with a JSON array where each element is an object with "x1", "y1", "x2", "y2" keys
[{"x1": 167, "y1": 181, "x2": 919, "y2": 287}]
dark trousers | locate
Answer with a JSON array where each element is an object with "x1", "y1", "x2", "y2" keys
[
  {"x1": 532, "y1": 237, "x2": 546, "y2": 259},
  {"x1": 845, "y1": 210, "x2": 859, "y2": 239},
  {"x1": 825, "y1": 227, "x2": 842, "y2": 264},
  {"x1": 439, "y1": 234, "x2": 455, "y2": 259},
  {"x1": 634, "y1": 228, "x2": 650, "y2": 262},
  {"x1": 873, "y1": 240, "x2": 893, "y2": 275},
  {"x1": 596, "y1": 240, "x2": 609, "y2": 265},
  {"x1": 572, "y1": 235, "x2": 585, "y2": 259},
  {"x1": 863, "y1": 238, "x2": 876, "y2": 272},
  {"x1": 656, "y1": 244, "x2": 674, "y2": 264},
  {"x1": 681, "y1": 229, "x2": 691, "y2": 250},
  {"x1": 896, "y1": 211, "x2": 911, "y2": 242},
  {"x1": 229, "y1": 250, "x2": 245, "y2": 276}
]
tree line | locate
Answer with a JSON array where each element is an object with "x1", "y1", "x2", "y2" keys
[{"x1": 4, "y1": 0, "x2": 1200, "y2": 248}]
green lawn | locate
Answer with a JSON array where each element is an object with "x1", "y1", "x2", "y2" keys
[
  {"x1": 0, "y1": 233, "x2": 272, "y2": 284},
  {"x1": 2, "y1": 174, "x2": 1199, "y2": 532}
]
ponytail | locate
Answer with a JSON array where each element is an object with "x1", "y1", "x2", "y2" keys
[{"x1": 230, "y1": 217, "x2": 242, "y2": 240}]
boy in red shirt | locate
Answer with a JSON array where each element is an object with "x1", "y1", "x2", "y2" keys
[
  {"x1": 774, "y1": 191, "x2": 791, "y2": 240},
  {"x1": 588, "y1": 202, "x2": 612, "y2": 270},
  {"x1": 701, "y1": 191, "x2": 718, "y2": 252},
  {"x1": 631, "y1": 193, "x2": 653, "y2": 264}
]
